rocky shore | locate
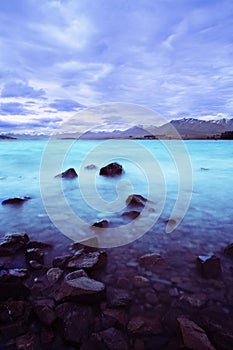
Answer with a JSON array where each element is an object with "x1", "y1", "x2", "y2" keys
[{"x1": 1, "y1": 232, "x2": 233, "y2": 350}]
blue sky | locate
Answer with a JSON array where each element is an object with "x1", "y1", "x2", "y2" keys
[{"x1": 0, "y1": 0, "x2": 233, "y2": 133}]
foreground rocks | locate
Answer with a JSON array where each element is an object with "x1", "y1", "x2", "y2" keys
[
  {"x1": 0, "y1": 233, "x2": 29, "y2": 256},
  {"x1": 99, "y1": 162, "x2": 123, "y2": 177},
  {"x1": 55, "y1": 167, "x2": 78, "y2": 179},
  {"x1": 126, "y1": 194, "x2": 147, "y2": 208},
  {"x1": 196, "y1": 253, "x2": 222, "y2": 279}
]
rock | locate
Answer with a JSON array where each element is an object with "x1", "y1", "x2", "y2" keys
[
  {"x1": 26, "y1": 241, "x2": 52, "y2": 249},
  {"x1": 67, "y1": 250, "x2": 107, "y2": 270},
  {"x1": 85, "y1": 164, "x2": 97, "y2": 170},
  {"x1": 196, "y1": 254, "x2": 222, "y2": 279},
  {"x1": 53, "y1": 255, "x2": 72, "y2": 269},
  {"x1": 41, "y1": 327, "x2": 55, "y2": 344},
  {"x1": 107, "y1": 288, "x2": 131, "y2": 308},
  {"x1": 224, "y1": 243, "x2": 233, "y2": 258},
  {"x1": 55, "y1": 167, "x2": 78, "y2": 179},
  {"x1": 99, "y1": 162, "x2": 123, "y2": 177},
  {"x1": 0, "y1": 300, "x2": 31, "y2": 323},
  {"x1": 145, "y1": 291, "x2": 158, "y2": 305},
  {"x1": 34, "y1": 299, "x2": 56, "y2": 326},
  {"x1": 0, "y1": 233, "x2": 29, "y2": 256},
  {"x1": 126, "y1": 194, "x2": 147, "y2": 208},
  {"x1": 16, "y1": 333, "x2": 40, "y2": 350},
  {"x1": 2, "y1": 196, "x2": 31, "y2": 206},
  {"x1": 28, "y1": 260, "x2": 43, "y2": 270},
  {"x1": 72, "y1": 236, "x2": 99, "y2": 250},
  {"x1": 200, "y1": 318, "x2": 233, "y2": 350},
  {"x1": 54, "y1": 269, "x2": 105, "y2": 303},
  {"x1": 0, "y1": 320, "x2": 28, "y2": 341},
  {"x1": 46, "y1": 267, "x2": 63, "y2": 283},
  {"x1": 134, "y1": 339, "x2": 145, "y2": 350},
  {"x1": 177, "y1": 317, "x2": 216, "y2": 350},
  {"x1": 116, "y1": 277, "x2": 130, "y2": 288},
  {"x1": 25, "y1": 248, "x2": 44, "y2": 264},
  {"x1": 169, "y1": 287, "x2": 179, "y2": 297},
  {"x1": 102, "y1": 308, "x2": 128, "y2": 328},
  {"x1": 92, "y1": 220, "x2": 109, "y2": 228},
  {"x1": 8, "y1": 268, "x2": 28, "y2": 278},
  {"x1": 122, "y1": 210, "x2": 140, "y2": 219},
  {"x1": 0, "y1": 272, "x2": 30, "y2": 300},
  {"x1": 139, "y1": 253, "x2": 166, "y2": 271},
  {"x1": 56, "y1": 302, "x2": 94, "y2": 345},
  {"x1": 127, "y1": 316, "x2": 162, "y2": 335},
  {"x1": 180, "y1": 293, "x2": 208, "y2": 308},
  {"x1": 133, "y1": 275, "x2": 150, "y2": 287},
  {"x1": 82, "y1": 327, "x2": 128, "y2": 350}
]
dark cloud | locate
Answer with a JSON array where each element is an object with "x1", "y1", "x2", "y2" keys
[
  {"x1": 1, "y1": 81, "x2": 46, "y2": 98},
  {"x1": 49, "y1": 99, "x2": 84, "y2": 112},
  {"x1": 0, "y1": 102, "x2": 33, "y2": 115}
]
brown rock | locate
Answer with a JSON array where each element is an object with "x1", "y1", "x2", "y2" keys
[
  {"x1": 102, "y1": 308, "x2": 128, "y2": 327},
  {"x1": 0, "y1": 233, "x2": 29, "y2": 256},
  {"x1": 53, "y1": 254, "x2": 72, "y2": 269},
  {"x1": 177, "y1": 316, "x2": 215, "y2": 350},
  {"x1": 180, "y1": 293, "x2": 208, "y2": 308},
  {"x1": 16, "y1": 333, "x2": 40, "y2": 350},
  {"x1": 133, "y1": 275, "x2": 150, "y2": 287},
  {"x1": 196, "y1": 254, "x2": 222, "y2": 279},
  {"x1": 34, "y1": 299, "x2": 56, "y2": 326},
  {"x1": 83, "y1": 327, "x2": 128, "y2": 350},
  {"x1": 122, "y1": 210, "x2": 140, "y2": 219},
  {"x1": 67, "y1": 250, "x2": 107, "y2": 270},
  {"x1": 41, "y1": 327, "x2": 55, "y2": 344},
  {"x1": 107, "y1": 288, "x2": 131, "y2": 308},
  {"x1": 2, "y1": 196, "x2": 31, "y2": 206},
  {"x1": 46, "y1": 267, "x2": 63, "y2": 283},
  {"x1": 25, "y1": 248, "x2": 44, "y2": 264},
  {"x1": 139, "y1": 253, "x2": 166, "y2": 270},
  {"x1": 0, "y1": 300, "x2": 31, "y2": 323},
  {"x1": 128, "y1": 316, "x2": 162, "y2": 335},
  {"x1": 0, "y1": 273, "x2": 30, "y2": 300}
]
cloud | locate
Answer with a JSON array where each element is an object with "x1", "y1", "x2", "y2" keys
[
  {"x1": 0, "y1": 102, "x2": 33, "y2": 115},
  {"x1": 1, "y1": 81, "x2": 46, "y2": 98},
  {"x1": 49, "y1": 99, "x2": 84, "y2": 112}
]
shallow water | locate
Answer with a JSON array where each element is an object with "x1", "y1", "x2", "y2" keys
[{"x1": 0, "y1": 139, "x2": 232, "y2": 255}]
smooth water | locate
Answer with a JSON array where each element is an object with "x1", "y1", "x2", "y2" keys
[{"x1": 0, "y1": 139, "x2": 233, "y2": 255}]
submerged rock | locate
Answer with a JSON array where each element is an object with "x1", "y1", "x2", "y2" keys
[
  {"x1": 83, "y1": 327, "x2": 128, "y2": 350},
  {"x1": 126, "y1": 194, "x2": 147, "y2": 208},
  {"x1": 53, "y1": 255, "x2": 72, "y2": 269},
  {"x1": 67, "y1": 250, "x2": 107, "y2": 270},
  {"x1": 2, "y1": 196, "x2": 31, "y2": 206},
  {"x1": 55, "y1": 168, "x2": 78, "y2": 179},
  {"x1": 25, "y1": 248, "x2": 44, "y2": 265},
  {"x1": 46, "y1": 267, "x2": 63, "y2": 283},
  {"x1": 177, "y1": 317, "x2": 215, "y2": 350},
  {"x1": 107, "y1": 288, "x2": 131, "y2": 308},
  {"x1": 54, "y1": 269, "x2": 105, "y2": 303},
  {"x1": 196, "y1": 253, "x2": 222, "y2": 279},
  {"x1": 16, "y1": 333, "x2": 40, "y2": 350},
  {"x1": 224, "y1": 243, "x2": 233, "y2": 258},
  {"x1": 0, "y1": 233, "x2": 29, "y2": 256},
  {"x1": 99, "y1": 162, "x2": 123, "y2": 177},
  {"x1": 34, "y1": 299, "x2": 56, "y2": 326},
  {"x1": 92, "y1": 220, "x2": 109, "y2": 228},
  {"x1": 85, "y1": 164, "x2": 97, "y2": 170},
  {"x1": 121, "y1": 210, "x2": 140, "y2": 219},
  {"x1": 139, "y1": 253, "x2": 166, "y2": 270},
  {"x1": 127, "y1": 316, "x2": 162, "y2": 335}
]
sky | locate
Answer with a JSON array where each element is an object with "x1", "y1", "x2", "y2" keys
[{"x1": 0, "y1": 0, "x2": 233, "y2": 134}]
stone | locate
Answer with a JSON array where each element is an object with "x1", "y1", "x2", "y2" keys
[
  {"x1": 56, "y1": 302, "x2": 94, "y2": 345},
  {"x1": 133, "y1": 275, "x2": 150, "y2": 287},
  {"x1": 107, "y1": 288, "x2": 131, "y2": 308},
  {"x1": 196, "y1": 254, "x2": 222, "y2": 279},
  {"x1": 134, "y1": 339, "x2": 145, "y2": 350},
  {"x1": 99, "y1": 162, "x2": 123, "y2": 177},
  {"x1": 116, "y1": 277, "x2": 130, "y2": 288},
  {"x1": 41, "y1": 327, "x2": 55, "y2": 344},
  {"x1": 127, "y1": 316, "x2": 162, "y2": 335},
  {"x1": 122, "y1": 210, "x2": 140, "y2": 219},
  {"x1": 85, "y1": 164, "x2": 97, "y2": 170},
  {"x1": 0, "y1": 233, "x2": 29, "y2": 256},
  {"x1": 26, "y1": 241, "x2": 52, "y2": 249},
  {"x1": 126, "y1": 194, "x2": 147, "y2": 208},
  {"x1": 82, "y1": 328, "x2": 128, "y2": 350},
  {"x1": 25, "y1": 248, "x2": 44, "y2": 264},
  {"x1": 0, "y1": 300, "x2": 31, "y2": 323},
  {"x1": 139, "y1": 253, "x2": 166, "y2": 270},
  {"x1": 53, "y1": 255, "x2": 72, "y2": 269},
  {"x1": 67, "y1": 250, "x2": 107, "y2": 270},
  {"x1": 102, "y1": 308, "x2": 128, "y2": 327},
  {"x1": 177, "y1": 317, "x2": 216, "y2": 350},
  {"x1": 145, "y1": 291, "x2": 158, "y2": 305},
  {"x1": 34, "y1": 299, "x2": 56, "y2": 326},
  {"x1": 16, "y1": 333, "x2": 40, "y2": 350},
  {"x1": 2, "y1": 196, "x2": 31, "y2": 206},
  {"x1": 0, "y1": 272, "x2": 30, "y2": 300},
  {"x1": 46, "y1": 267, "x2": 63, "y2": 283},
  {"x1": 224, "y1": 243, "x2": 233, "y2": 258},
  {"x1": 200, "y1": 318, "x2": 233, "y2": 350},
  {"x1": 28, "y1": 260, "x2": 43, "y2": 270},
  {"x1": 180, "y1": 293, "x2": 208, "y2": 308},
  {"x1": 54, "y1": 269, "x2": 105, "y2": 303},
  {"x1": 0, "y1": 321, "x2": 28, "y2": 341},
  {"x1": 7, "y1": 268, "x2": 28, "y2": 278},
  {"x1": 55, "y1": 167, "x2": 78, "y2": 179},
  {"x1": 92, "y1": 220, "x2": 109, "y2": 228}
]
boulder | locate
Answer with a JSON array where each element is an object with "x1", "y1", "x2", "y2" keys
[
  {"x1": 56, "y1": 302, "x2": 94, "y2": 345},
  {"x1": 126, "y1": 194, "x2": 147, "y2": 208},
  {"x1": 99, "y1": 162, "x2": 123, "y2": 177},
  {"x1": 26, "y1": 241, "x2": 52, "y2": 249},
  {"x1": 139, "y1": 253, "x2": 166, "y2": 270},
  {"x1": 53, "y1": 255, "x2": 72, "y2": 269},
  {"x1": 121, "y1": 210, "x2": 140, "y2": 219},
  {"x1": 0, "y1": 272, "x2": 30, "y2": 300},
  {"x1": 67, "y1": 250, "x2": 107, "y2": 270},
  {"x1": 55, "y1": 168, "x2": 78, "y2": 179},
  {"x1": 2, "y1": 196, "x2": 31, "y2": 206},
  {"x1": 224, "y1": 243, "x2": 233, "y2": 259},
  {"x1": 46, "y1": 267, "x2": 63, "y2": 283},
  {"x1": 54, "y1": 269, "x2": 105, "y2": 303},
  {"x1": 0, "y1": 233, "x2": 29, "y2": 256},
  {"x1": 196, "y1": 254, "x2": 222, "y2": 279},
  {"x1": 127, "y1": 316, "x2": 162, "y2": 335},
  {"x1": 177, "y1": 317, "x2": 216, "y2": 350},
  {"x1": 200, "y1": 318, "x2": 233, "y2": 350},
  {"x1": 92, "y1": 220, "x2": 109, "y2": 228},
  {"x1": 34, "y1": 299, "x2": 56, "y2": 326}
]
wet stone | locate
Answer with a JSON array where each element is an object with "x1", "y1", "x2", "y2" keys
[
  {"x1": 46, "y1": 267, "x2": 63, "y2": 283},
  {"x1": 2, "y1": 196, "x2": 31, "y2": 206},
  {"x1": 99, "y1": 162, "x2": 123, "y2": 177},
  {"x1": 34, "y1": 299, "x2": 56, "y2": 326},
  {"x1": 127, "y1": 316, "x2": 162, "y2": 335},
  {"x1": 83, "y1": 327, "x2": 128, "y2": 350},
  {"x1": 0, "y1": 233, "x2": 29, "y2": 256},
  {"x1": 25, "y1": 248, "x2": 44, "y2": 264},
  {"x1": 196, "y1": 254, "x2": 222, "y2": 279},
  {"x1": 139, "y1": 253, "x2": 166, "y2": 271},
  {"x1": 67, "y1": 250, "x2": 107, "y2": 270},
  {"x1": 16, "y1": 333, "x2": 40, "y2": 350},
  {"x1": 55, "y1": 167, "x2": 78, "y2": 179},
  {"x1": 53, "y1": 255, "x2": 72, "y2": 269},
  {"x1": 92, "y1": 220, "x2": 109, "y2": 228},
  {"x1": 224, "y1": 243, "x2": 233, "y2": 259},
  {"x1": 133, "y1": 275, "x2": 150, "y2": 287},
  {"x1": 107, "y1": 288, "x2": 131, "y2": 308}
]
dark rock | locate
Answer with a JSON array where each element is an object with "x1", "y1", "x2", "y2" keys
[
  {"x1": 41, "y1": 327, "x2": 55, "y2": 344},
  {"x1": 82, "y1": 327, "x2": 128, "y2": 350},
  {"x1": 7, "y1": 268, "x2": 28, "y2": 279},
  {"x1": 196, "y1": 253, "x2": 222, "y2": 279},
  {"x1": 28, "y1": 260, "x2": 43, "y2": 270},
  {"x1": 122, "y1": 210, "x2": 140, "y2": 219},
  {"x1": 0, "y1": 320, "x2": 28, "y2": 341},
  {"x1": 177, "y1": 317, "x2": 215, "y2": 350},
  {"x1": 16, "y1": 333, "x2": 40, "y2": 350},
  {"x1": 200, "y1": 318, "x2": 233, "y2": 350},
  {"x1": 34, "y1": 299, "x2": 56, "y2": 326},
  {"x1": 107, "y1": 288, "x2": 131, "y2": 308},
  {"x1": 0, "y1": 300, "x2": 31, "y2": 323},
  {"x1": 53, "y1": 255, "x2": 72, "y2": 269},
  {"x1": 25, "y1": 248, "x2": 44, "y2": 264},
  {"x1": 46, "y1": 267, "x2": 63, "y2": 283},
  {"x1": 85, "y1": 164, "x2": 97, "y2": 170},
  {"x1": 127, "y1": 316, "x2": 162, "y2": 335},
  {"x1": 99, "y1": 162, "x2": 123, "y2": 177},
  {"x1": 54, "y1": 269, "x2": 105, "y2": 303},
  {"x1": 2, "y1": 196, "x2": 31, "y2": 206},
  {"x1": 180, "y1": 293, "x2": 208, "y2": 308},
  {"x1": 0, "y1": 272, "x2": 30, "y2": 300},
  {"x1": 102, "y1": 308, "x2": 128, "y2": 328},
  {"x1": 92, "y1": 220, "x2": 109, "y2": 228},
  {"x1": 126, "y1": 194, "x2": 147, "y2": 208},
  {"x1": 224, "y1": 243, "x2": 233, "y2": 258},
  {"x1": 67, "y1": 250, "x2": 107, "y2": 270},
  {"x1": 139, "y1": 253, "x2": 166, "y2": 270},
  {"x1": 55, "y1": 167, "x2": 78, "y2": 179},
  {"x1": 26, "y1": 241, "x2": 52, "y2": 249},
  {"x1": 56, "y1": 302, "x2": 95, "y2": 345},
  {"x1": 0, "y1": 233, "x2": 29, "y2": 256},
  {"x1": 133, "y1": 275, "x2": 150, "y2": 287}
]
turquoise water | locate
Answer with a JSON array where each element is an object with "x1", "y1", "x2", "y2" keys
[{"x1": 0, "y1": 139, "x2": 232, "y2": 254}]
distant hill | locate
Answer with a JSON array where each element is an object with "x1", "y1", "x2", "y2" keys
[{"x1": 0, "y1": 135, "x2": 17, "y2": 140}]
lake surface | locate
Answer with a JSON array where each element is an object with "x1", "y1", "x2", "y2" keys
[{"x1": 0, "y1": 139, "x2": 233, "y2": 256}]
